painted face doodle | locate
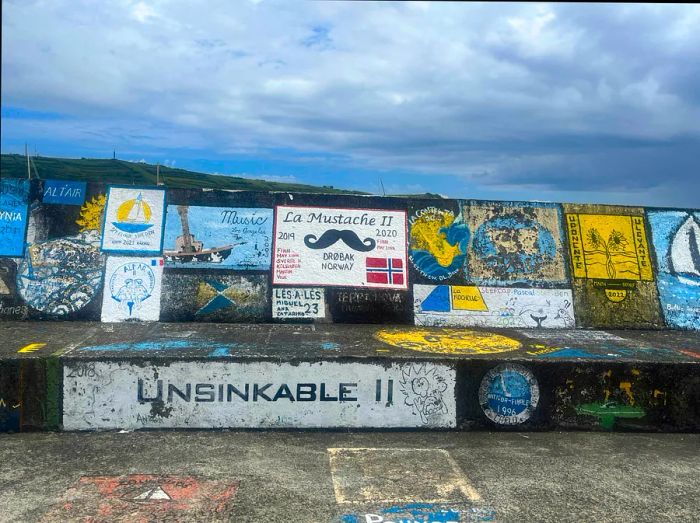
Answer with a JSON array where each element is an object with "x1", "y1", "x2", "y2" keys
[
  {"x1": 472, "y1": 215, "x2": 556, "y2": 277},
  {"x1": 303, "y1": 229, "x2": 376, "y2": 252},
  {"x1": 110, "y1": 262, "x2": 157, "y2": 316},
  {"x1": 399, "y1": 364, "x2": 449, "y2": 424},
  {"x1": 409, "y1": 207, "x2": 469, "y2": 281},
  {"x1": 479, "y1": 364, "x2": 539, "y2": 425}
]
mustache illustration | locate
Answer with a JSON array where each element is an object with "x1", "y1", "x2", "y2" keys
[{"x1": 304, "y1": 229, "x2": 376, "y2": 252}]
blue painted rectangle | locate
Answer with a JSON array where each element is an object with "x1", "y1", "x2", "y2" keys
[
  {"x1": 0, "y1": 179, "x2": 30, "y2": 257},
  {"x1": 163, "y1": 205, "x2": 273, "y2": 269},
  {"x1": 42, "y1": 180, "x2": 86, "y2": 205}
]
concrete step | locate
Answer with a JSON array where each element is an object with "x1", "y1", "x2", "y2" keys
[{"x1": 1, "y1": 322, "x2": 698, "y2": 432}]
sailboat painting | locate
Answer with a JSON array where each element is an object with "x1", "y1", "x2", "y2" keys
[
  {"x1": 101, "y1": 187, "x2": 166, "y2": 255},
  {"x1": 648, "y1": 211, "x2": 700, "y2": 330},
  {"x1": 162, "y1": 205, "x2": 273, "y2": 270}
]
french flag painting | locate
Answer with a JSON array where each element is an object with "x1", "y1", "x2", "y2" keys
[{"x1": 366, "y1": 257, "x2": 405, "y2": 286}]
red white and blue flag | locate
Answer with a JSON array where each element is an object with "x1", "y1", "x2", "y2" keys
[{"x1": 366, "y1": 257, "x2": 405, "y2": 285}]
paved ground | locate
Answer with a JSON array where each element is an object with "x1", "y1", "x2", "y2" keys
[{"x1": 0, "y1": 431, "x2": 697, "y2": 522}]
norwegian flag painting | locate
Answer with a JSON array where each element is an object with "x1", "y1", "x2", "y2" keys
[{"x1": 366, "y1": 257, "x2": 405, "y2": 285}]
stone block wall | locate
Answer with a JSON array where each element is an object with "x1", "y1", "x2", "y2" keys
[{"x1": 1, "y1": 178, "x2": 698, "y2": 330}]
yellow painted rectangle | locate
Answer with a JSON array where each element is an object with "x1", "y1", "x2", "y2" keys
[
  {"x1": 450, "y1": 286, "x2": 488, "y2": 311},
  {"x1": 567, "y1": 214, "x2": 653, "y2": 281}
]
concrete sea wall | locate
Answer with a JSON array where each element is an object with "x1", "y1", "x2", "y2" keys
[{"x1": 1, "y1": 178, "x2": 698, "y2": 330}]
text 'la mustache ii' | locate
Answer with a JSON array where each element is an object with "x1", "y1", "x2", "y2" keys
[{"x1": 303, "y1": 229, "x2": 376, "y2": 252}]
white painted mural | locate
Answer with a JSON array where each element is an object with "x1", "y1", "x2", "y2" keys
[
  {"x1": 62, "y1": 361, "x2": 456, "y2": 429},
  {"x1": 272, "y1": 287, "x2": 326, "y2": 319},
  {"x1": 414, "y1": 284, "x2": 575, "y2": 328},
  {"x1": 101, "y1": 187, "x2": 166, "y2": 254},
  {"x1": 272, "y1": 206, "x2": 408, "y2": 289},
  {"x1": 100, "y1": 257, "x2": 164, "y2": 322}
]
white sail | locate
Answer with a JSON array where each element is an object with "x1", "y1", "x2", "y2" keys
[
  {"x1": 126, "y1": 194, "x2": 145, "y2": 223},
  {"x1": 669, "y1": 215, "x2": 700, "y2": 282}
]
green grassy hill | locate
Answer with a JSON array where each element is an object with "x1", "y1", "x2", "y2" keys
[{"x1": 0, "y1": 154, "x2": 368, "y2": 195}]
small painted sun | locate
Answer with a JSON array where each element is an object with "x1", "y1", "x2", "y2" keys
[{"x1": 76, "y1": 194, "x2": 107, "y2": 232}]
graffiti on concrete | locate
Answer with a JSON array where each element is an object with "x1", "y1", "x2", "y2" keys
[
  {"x1": 273, "y1": 206, "x2": 408, "y2": 289},
  {"x1": 479, "y1": 364, "x2": 539, "y2": 425},
  {"x1": 16, "y1": 235, "x2": 105, "y2": 316},
  {"x1": 564, "y1": 205, "x2": 663, "y2": 328},
  {"x1": 467, "y1": 202, "x2": 567, "y2": 285},
  {"x1": 101, "y1": 187, "x2": 166, "y2": 254},
  {"x1": 375, "y1": 328, "x2": 522, "y2": 355},
  {"x1": 399, "y1": 364, "x2": 450, "y2": 424},
  {"x1": 76, "y1": 194, "x2": 107, "y2": 233},
  {"x1": 648, "y1": 211, "x2": 700, "y2": 330},
  {"x1": 62, "y1": 361, "x2": 457, "y2": 429},
  {"x1": 160, "y1": 273, "x2": 268, "y2": 322},
  {"x1": 329, "y1": 288, "x2": 412, "y2": 324},
  {"x1": 340, "y1": 503, "x2": 496, "y2": 522},
  {"x1": 414, "y1": 284, "x2": 575, "y2": 328},
  {"x1": 41, "y1": 475, "x2": 239, "y2": 521},
  {"x1": 0, "y1": 178, "x2": 30, "y2": 257},
  {"x1": 273, "y1": 287, "x2": 325, "y2": 319},
  {"x1": 100, "y1": 257, "x2": 164, "y2": 322},
  {"x1": 408, "y1": 206, "x2": 469, "y2": 282},
  {"x1": 163, "y1": 205, "x2": 272, "y2": 269},
  {"x1": 556, "y1": 367, "x2": 671, "y2": 430},
  {"x1": 42, "y1": 180, "x2": 87, "y2": 205}
]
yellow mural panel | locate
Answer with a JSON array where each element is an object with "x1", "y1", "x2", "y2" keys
[
  {"x1": 566, "y1": 214, "x2": 653, "y2": 281},
  {"x1": 450, "y1": 286, "x2": 488, "y2": 311},
  {"x1": 374, "y1": 328, "x2": 521, "y2": 355}
]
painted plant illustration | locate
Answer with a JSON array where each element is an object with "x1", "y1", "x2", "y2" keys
[{"x1": 584, "y1": 228, "x2": 639, "y2": 279}]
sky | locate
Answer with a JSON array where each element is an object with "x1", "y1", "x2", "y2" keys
[{"x1": 2, "y1": 1, "x2": 699, "y2": 207}]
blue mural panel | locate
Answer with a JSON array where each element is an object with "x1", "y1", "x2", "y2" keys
[
  {"x1": 648, "y1": 210, "x2": 700, "y2": 330},
  {"x1": 42, "y1": 180, "x2": 87, "y2": 205},
  {"x1": 0, "y1": 179, "x2": 30, "y2": 257},
  {"x1": 163, "y1": 205, "x2": 273, "y2": 269}
]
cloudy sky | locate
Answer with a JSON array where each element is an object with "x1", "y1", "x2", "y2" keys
[{"x1": 2, "y1": 1, "x2": 699, "y2": 207}]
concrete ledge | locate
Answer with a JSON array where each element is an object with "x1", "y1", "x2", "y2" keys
[{"x1": 1, "y1": 322, "x2": 698, "y2": 432}]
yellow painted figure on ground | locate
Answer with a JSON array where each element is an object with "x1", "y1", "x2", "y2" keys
[{"x1": 375, "y1": 328, "x2": 522, "y2": 355}]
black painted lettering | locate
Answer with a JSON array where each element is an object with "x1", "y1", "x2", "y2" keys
[
  {"x1": 273, "y1": 384, "x2": 295, "y2": 402},
  {"x1": 167, "y1": 383, "x2": 191, "y2": 402},
  {"x1": 227, "y1": 384, "x2": 250, "y2": 401},
  {"x1": 320, "y1": 383, "x2": 338, "y2": 402},
  {"x1": 195, "y1": 384, "x2": 215, "y2": 402},
  {"x1": 296, "y1": 383, "x2": 317, "y2": 401},
  {"x1": 254, "y1": 383, "x2": 273, "y2": 401},
  {"x1": 339, "y1": 383, "x2": 358, "y2": 402},
  {"x1": 137, "y1": 379, "x2": 162, "y2": 402}
]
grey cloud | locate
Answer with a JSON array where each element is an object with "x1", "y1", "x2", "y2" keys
[{"x1": 2, "y1": 1, "x2": 699, "y2": 206}]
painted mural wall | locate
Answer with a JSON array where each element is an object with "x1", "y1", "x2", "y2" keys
[{"x1": 0, "y1": 179, "x2": 698, "y2": 330}]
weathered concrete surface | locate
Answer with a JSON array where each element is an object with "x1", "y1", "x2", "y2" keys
[
  {"x1": 2, "y1": 321, "x2": 699, "y2": 362},
  {"x1": 0, "y1": 431, "x2": 697, "y2": 522}
]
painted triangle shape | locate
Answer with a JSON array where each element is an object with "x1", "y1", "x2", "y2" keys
[
  {"x1": 420, "y1": 285, "x2": 451, "y2": 312},
  {"x1": 132, "y1": 486, "x2": 171, "y2": 501}
]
